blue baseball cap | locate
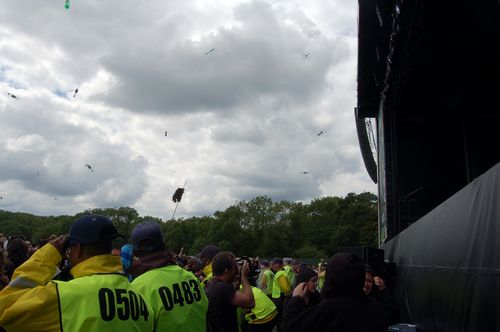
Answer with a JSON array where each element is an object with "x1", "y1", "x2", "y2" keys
[
  {"x1": 130, "y1": 221, "x2": 165, "y2": 252},
  {"x1": 69, "y1": 215, "x2": 122, "y2": 245}
]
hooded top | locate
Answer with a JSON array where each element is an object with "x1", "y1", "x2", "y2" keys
[
  {"x1": 321, "y1": 253, "x2": 365, "y2": 299},
  {"x1": 280, "y1": 252, "x2": 389, "y2": 332}
]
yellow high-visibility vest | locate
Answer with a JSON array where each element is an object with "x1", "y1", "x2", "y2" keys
[
  {"x1": 54, "y1": 274, "x2": 153, "y2": 332},
  {"x1": 132, "y1": 265, "x2": 208, "y2": 332},
  {"x1": 245, "y1": 287, "x2": 277, "y2": 324},
  {"x1": 272, "y1": 270, "x2": 289, "y2": 298}
]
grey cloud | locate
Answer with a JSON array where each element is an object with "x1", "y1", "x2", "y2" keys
[
  {"x1": 98, "y1": 1, "x2": 340, "y2": 114},
  {"x1": 90, "y1": 157, "x2": 149, "y2": 207},
  {"x1": 0, "y1": 94, "x2": 150, "y2": 200},
  {"x1": 0, "y1": 0, "x2": 374, "y2": 219},
  {"x1": 225, "y1": 169, "x2": 320, "y2": 202},
  {"x1": 210, "y1": 119, "x2": 268, "y2": 145},
  {"x1": 0, "y1": 136, "x2": 149, "y2": 199}
]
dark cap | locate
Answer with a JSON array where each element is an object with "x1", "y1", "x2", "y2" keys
[
  {"x1": 198, "y1": 245, "x2": 220, "y2": 260},
  {"x1": 69, "y1": 215, "x2": 121, "y2": 245},
  {"x1": 130, "y1": 222, "x2": 165, "y2": 252},
  {"x1": 272, "y1": 257, "x2": 283, "y2": 265},
  {"x1": 297, "y1": 267, "x2": 318, "y2": 284}
]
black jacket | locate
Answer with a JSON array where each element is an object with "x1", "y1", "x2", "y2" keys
[{"x1": 281, "y1": 294, "x2": 389, "y2": 332}]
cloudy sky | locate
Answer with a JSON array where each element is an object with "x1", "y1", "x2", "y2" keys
[{"x1": 0, "y1": 0, "x2": 375, "y2": 219}]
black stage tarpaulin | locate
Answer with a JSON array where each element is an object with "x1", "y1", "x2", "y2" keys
[{"x1": 382, "y1": 162, "x2": 500, "y2": 331}]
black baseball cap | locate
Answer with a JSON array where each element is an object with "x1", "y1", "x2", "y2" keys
[
  {"x1": 198, "y1": 245, "x2": 220, "y2": 260},
  {"x1": 69, "y1": 215, "x2": 122, "y2": 245},
  {"x1": 130, "y1": 221, "x2": 165, "y2": 252},
  {"x1": 272, "y1": 257, "x2": 283, "y2": 265}
]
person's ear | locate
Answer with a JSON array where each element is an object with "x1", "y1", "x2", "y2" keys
[{"x1": 74, "y1": 243, "x2": 83, "y2": 258}]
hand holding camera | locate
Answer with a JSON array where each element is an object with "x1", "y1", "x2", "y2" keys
[{"x1": 239, "y1": 260, "x2": 250, "y2": 278}]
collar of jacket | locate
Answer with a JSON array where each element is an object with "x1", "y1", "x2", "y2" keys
[
  {"x1": 70, "y1": 255, "x2": 124, "y2": 278},
  {"x1": 128, "y1": 251, "x2": 176, "y2": 277}
]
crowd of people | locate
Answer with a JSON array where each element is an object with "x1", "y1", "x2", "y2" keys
[{"x1": 0, "y1": 215, "x2": 399, "y2": 331}]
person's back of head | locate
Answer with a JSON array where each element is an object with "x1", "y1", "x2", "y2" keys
[
  {"x1": 67, "y1": 214, "x2": 122, "y2": 265},
  {"x1": 271, "y1": 257, "x2": 283, "y2": 272},
  {"x1": 6, "y1": 237, "x2": 29, "y2": 265},
  {"x1": 297, "y1": 266, "x2": 317, "y2": 285},
  {"x1": 130, "y1": 221, "x2": 165, "y2": 257},
  {"x1": 199, "y1": 245, "x2": 220, "y2": 267},
  {"x1": 212, "y1": 251, "x2": 235, "y2": 278},
  {"x1": 322, "y1": 253, "x2": 365, "y2": 299}
]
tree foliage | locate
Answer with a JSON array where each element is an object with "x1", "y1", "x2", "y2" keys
[{"x1": 0, "y1": 192, "x2": 378, "y2": 259}]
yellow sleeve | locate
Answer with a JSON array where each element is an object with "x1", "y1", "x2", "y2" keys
[
  {"x1": 278, "y1": 274, "x2": 291, "y2": 296},
  {"x1": 0, "y1": 244, "x2": 62, "y2": 331}
]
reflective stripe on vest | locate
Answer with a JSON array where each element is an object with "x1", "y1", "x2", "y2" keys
[
  {"x1": 53, "y1": 274, "x2": 153, "y2": 332},
  {"x1": 245, "y1": 287, "x2": 277, "y2": 323},
  {"x1": 132, "y1": 265, "x2": 208, "y2": 332}
]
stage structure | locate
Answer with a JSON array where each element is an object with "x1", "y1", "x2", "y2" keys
[{"x1": 356, "y1": 0, "x2": 500, "y2": 330}]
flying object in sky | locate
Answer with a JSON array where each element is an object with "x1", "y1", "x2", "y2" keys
[
  {"x1": 317, "y1": 131, "x2": 324, "y2": 136},
  {"x1": 301, "y1": 171, "x2": 309, "y2": 174},
  {"x1": 165, "y1": 131, "x2": 168, "y2": 137},
  {"x1": 64, "y1": 0, "x2": 70, "y2": 9},
  {"x1": 7, "y1": 93, "x2": 19, "y2": 100},
  {"x1": 172, "y1": 188, "x2": 185, "y2": 203},
  {"x1": 204, "y1": 48, "x2": 216, "y2": 55},
  {"x1": 73, "y1": 88, "x2": 79, "y2": 98},
  {"x1": 304, "y1": 52, "x2": 311, "y2": 59},
  {"x1": 84, "y1": 163, "x2": 94, "y2": 172},
  {"x1": 171, "y1": 184, "x2": 186, "y2": 220}
]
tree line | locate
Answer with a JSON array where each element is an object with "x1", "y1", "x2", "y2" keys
[{"x1": 0, "y1": 192, "x2": 378, "y2": 259}]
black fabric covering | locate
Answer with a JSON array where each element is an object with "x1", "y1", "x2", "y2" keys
[
  {"x1": 383, "y1": 163, "x2": 500, "y2": 331},
  {"x1": 281, "y1": 295, "x2": 389, "y2": 332},
  {"x1": 322, "y1": 253, "x2": 365, "y2": 299}
]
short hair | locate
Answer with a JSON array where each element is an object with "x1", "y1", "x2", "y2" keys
[
  {"x1": 80, "y1": 240, "x2": 113, "y2": 257},
  {"x1": 212, "y1": 251, "x2": 235, "y2": 276}
]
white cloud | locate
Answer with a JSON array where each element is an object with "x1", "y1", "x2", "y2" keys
[{"x1": 0, "y1": 0, "x2": 376, "y2": 219}]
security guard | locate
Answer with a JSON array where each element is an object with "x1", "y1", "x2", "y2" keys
[
  {"x1": 283, "y1": 258, "x2": 296, "y2": 288},
  {"x1": 129, "y1": 222, "x2": 208, "y2": 332},
  {"x1": 257, "y1": 260, "x2": 274, "y2": 296},
  {"x1": 242, "y1": 286, "x2": 278, "y2": 332},
  {"x1": 0, "y1": 215, "x2": 153, "y2": 332},
  {"x1": 198, "y1": 244, "x2": 220, "y2": 286},
  {"x1": 270, "y1": 257, "x2": 291, "y2": 329}
]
